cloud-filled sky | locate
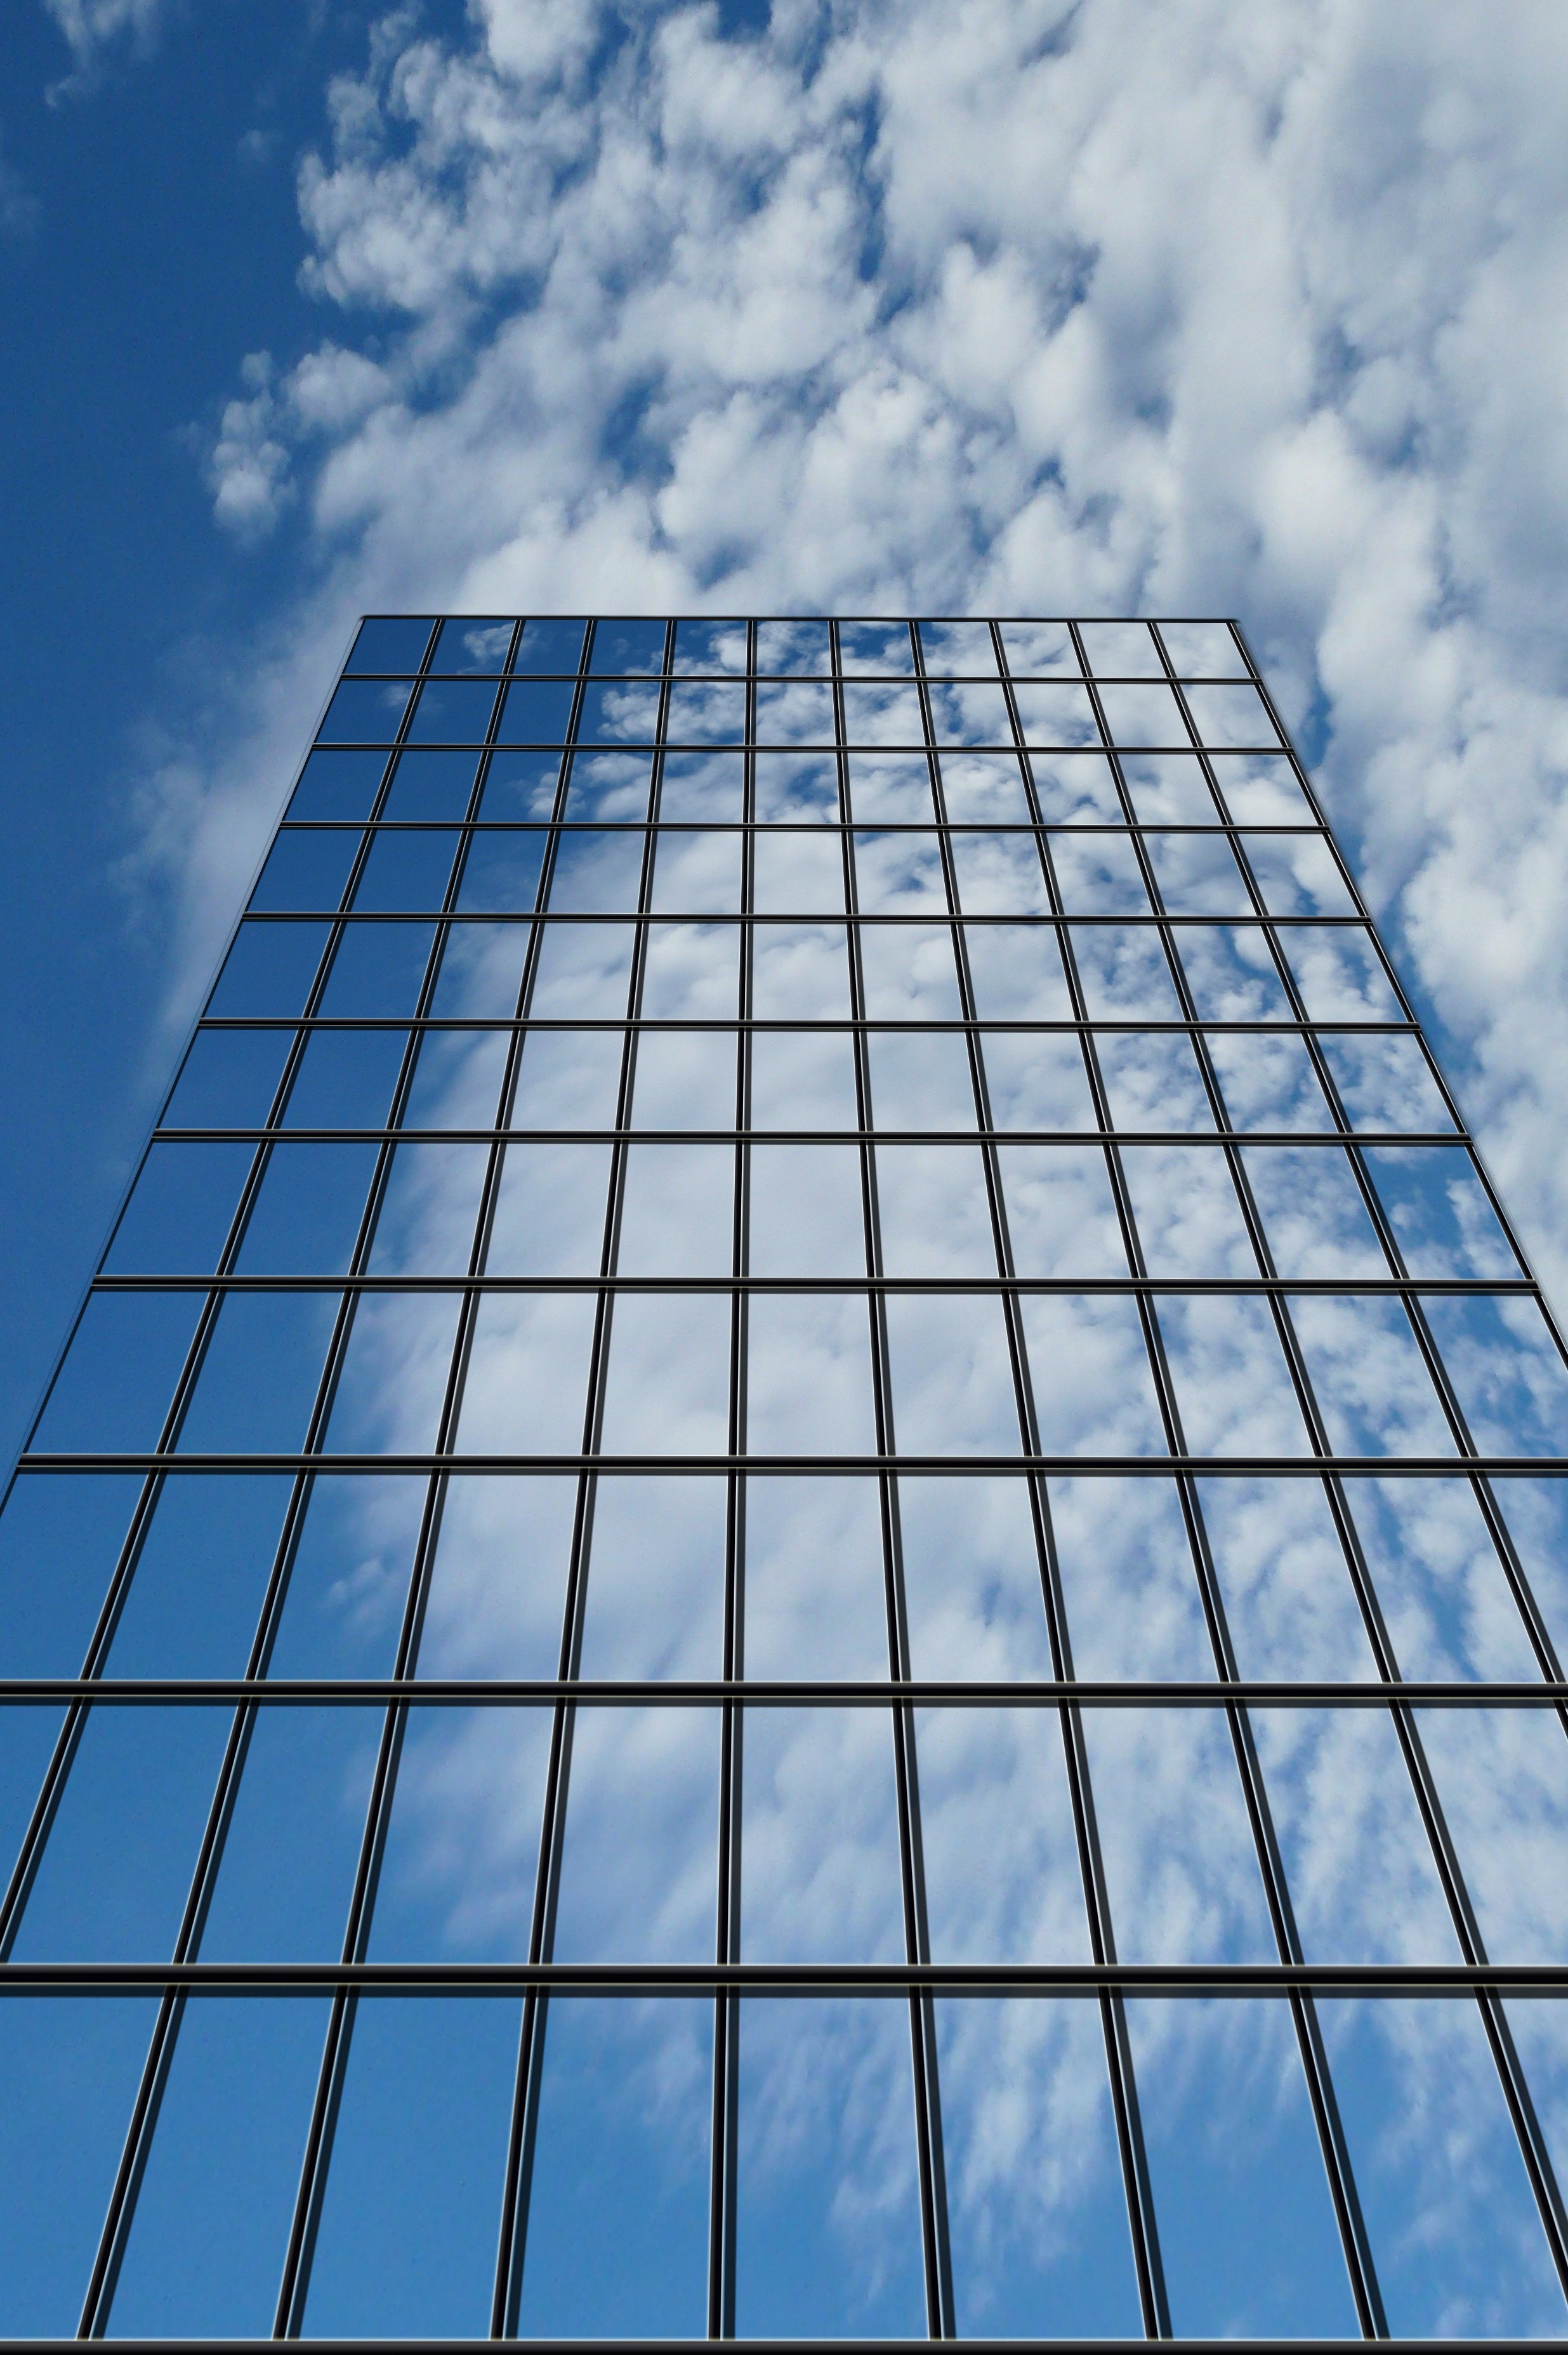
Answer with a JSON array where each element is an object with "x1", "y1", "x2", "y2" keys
[{"x1": 1, "y1": 0, "x2": 1567, "y2": 1435}]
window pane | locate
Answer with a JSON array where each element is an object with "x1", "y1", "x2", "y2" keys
[
  {"x1": 267, "y1": 1473, "x2": 425, "y2": 1679},
  {"x1": 659, "y1": 748, "x2": 744, "y2": 820},
  {"x1": 1012, "y1": 682, "x2": 1100, "y2": 747},
  {"x1": 1157, "y1": 1294, "x2": 1310, "y2": 1456},
  {"x1": 918, "y1": 1705, "x2": 1086, "y2": 1961},
  {"x1": 317, "y1": 920, "x2": 437, "y2": 1017},
  {"x1": 918, "y1": 619, "x2": 998, "y2": 675},
  {"x1": 454, "y1": 833, "x2": 546, "y2": 913},
  {"x1": 368, "y1": 1708, "x2": 550, "y2": 1960},
  {"x1": 588, "y1": 619, "x2": 666, "y2": 674},
  {"x1": 649, "y1": 826, "x2": 743, "y2": 914},
  {"x1": 749, "y1": 1029, "x2": 859, "y2": 1130},
  {"x1": 108, "y1": 1995, "x2": 330, "y2": 2340},
  {"x1": 366, "y1": 1140, "x2": 491, "y2": 1274},
  {"x1": 1119, "y1": 751, "x2": 1219, "y2": 823},
  {"x1": 997, "y1": 1145, "x2": 1125, "y2": 1275},
  {"x1": 478, "y1": 746, "x2": 563, "y2": 817},
  {"x1": 735, "y1": 1998, "x2": 925, "y2": 2335},
  {"x1": 628, "y1": 1027, "x2": 737, "y2": 1128},
  {"x1": 323, "y1": 1293, "x2": 464, "y2": 1455},
  {"x1": 885, "y1": 1293, "x2": 1018, "y2": 1454},
  {"x1": 598, "y1": 1296, "x2": 731, "y2": 1454},
  {"x1": 282, "y1": 1029, "x2": 405, "y2": 1129},
  {"x1": 107, "y1": 1473, "x2": 289, "y2": 1677},
  {"x1": 744, "y1": 1475, "x2": 886, "y2": 1679},
  {"x1": 255, "y1": 829, "x2": 362, "y2": 928},
  {"x1": 747, "y1": 1295, "x2": 876, "y2": 1455},
  {"x1": 937, "y1": 1996, "x2": 1140, "y2": 2336},
  {"x1": 578, "y1": 1474, "x2": 725, "y2": 1680},
  {"x1": 1292, "y1": 1295, "x2": 1456, "y2": 1456},
  {"x1": 1096, "y1": 681, "x2": 1188, "y2": 746},
  {"x1": 164, "y1": 1026, "x2": 294, "y2": 1128},
  {"x1": 517, "y1": 1999, "x2": 710, "y2": 2338},
  {"x1": 209, "y1": 921, "x2": 331, "y2": 1019},
  {"x1": 665, "y1": 679, "x2": 746, "y2": 743},
  {"x1": 0, "y1": 1995, "x2": 159, "y2": 2335},
  {"x1": 741, "y1": 1707, "x2": 903, "y2": 1961},
  {"x1": 928, "y1": 679, "x2": 1012, "y2": 746},
  {"x1": 400, "y1": 1026, "x2": 510, "y2": 1128},
  {"x1": 418, "y1": 1474, "x2": 577, "y2": 1680},
  {"x1": 346, "y1": 618, "x2": 433, "y2": 673},
  {"x1": 1049, "y1": 1474, "x2": 1210, "y2": 1679},
  {"x1": 317, "y1": 677, "x2": 411, "y2": 743},
  {"x1": 1020, "y1": 1295, "x2": 1165, "y2": 1455},
  {"x1": 1423, "y1": 1293, "x2": 1568, "y2": 1455},
  {"x1": 749, "y1": 1142, "x2": 864, "y2": 1276},
  {"x1": 404, "y1": 677, "x2": 500, "y2": 745},
  {"x1": 1364, "y1": 1144, "x2": 1522, "y2": 1278},
  {"x1": 1199, "y1": 1474, "x2": 1377, "y2": 1680},
  {"x1": 1240, "y1": 1141, "x2": 1386, "y2": 1276},
  {"x1": 1082, "y1": 1706, "x2": 1275, "y2": 1962},
  {"x1": 512, "y1": 617, "x2": 585, "y2": 674},
  {"x1": 876, "y1": 1141, "x2": 996, "y2": 1274},
  {"x1": 287, "y1": 746, "x2": 388, "y2": 821},
  {"x1": 999, "y1": 621, "x2": 1078, "y2": 674},
  {"x1": 1324, "y1": 1996, "x2": 1567, "y2": 2335},
  {"x1": 750, "y1": 922, "x2": 850, "y2": 1020},
  {"x1": 1097, "y1": 1032, "x2": 1215, "y2": 1133},
  {"x1": 754, "y1": 749, "x2": 840, "y2": 819},
  {"x1": 0, "y1": 1473, "x2": 142, "y2": 1673},
  {"x1": 508, "y1": 1029, "x2": 625, "y2": 1128},
  {"x1": 1159, "y1": 621, "x2": 1248, "y2": 676},
  {"x1": 755, "y1": 619, "x2": 831, "y2": 675},
  {"x1": 428, "y1": 920, "x2": 530, "y2": 1017},
  {"x1": 177, "y1": 1293, "x2": 338, "y2": 1455},
  {"x1": 900, "y1": 1475, "x2": 1053, "y2": 1678},
  {"x1": 839, "y1": 620, "x2": 914, "y2": 675},
  {"x1": 553, "y1": 1704, "x2": 718, "y2": 1962},
  {"x1": 302, "y1": 1996, "x2": 521, "y2": 2337},
  {"x1": 458, "y1": 1296, "x2": 598, "y2": 1454},
  {"x1": 1126, "y1": 1997, "x2": 1358, "y2": 2337},
  {"x1": 236, "y1": 1139, "x2": 378, "y2": 1273},
  {"x1": 430, "y1": 616, "x2": 513, "y2": 673},
  {"x1": 33, "y1": 1291, "x2": 203, "y2": 1455},
  {"x1": 199, "y1": 1705, "x2": 376, "y2": 1960},
  {"x1": 14, "y1": 1704, "x2": 230, "y2": 1960}
]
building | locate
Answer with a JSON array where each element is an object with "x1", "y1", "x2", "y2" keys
[{"x1": 1, "y1": 612, "x2": 1567, "y2": 2342}]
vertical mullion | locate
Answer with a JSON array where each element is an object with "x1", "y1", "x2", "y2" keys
[
  {"x1": 491, "y1": 618, "x2": 675, "y2": 2337},
  {"x1": 1072, "y1": 619, "x2": 1392, "y2": 2332},
  {"x1": 1156, "y1": 623, "x2": 1568, "y2": 2308},
  {"x1": 708, "y1": 623, "x2": 754, "y2": 2338},
  {"x1": 993, "y1": 621, "x2": 1171, "y2": 2337},
  {"x1": 268, "y1": 621, "x2": 541, "y2": 2339},
  {"x1": 834, "y1": 619, "x2": 953, "y2": 2342}
]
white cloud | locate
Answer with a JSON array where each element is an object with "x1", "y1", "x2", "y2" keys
[
  {"x1": 41, "y1": 0, "x2": 171, "y2": 76},
  {"x1": 155, "y1": 0, "x2": 1568, "y2": 1308}
]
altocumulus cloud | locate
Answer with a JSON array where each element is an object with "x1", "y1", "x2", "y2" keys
[{"x1": 161, "y1": 0, "x2": 1568, "y2": 1295}]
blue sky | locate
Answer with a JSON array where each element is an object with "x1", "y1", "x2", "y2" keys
[{"x1": 3, "y1": 0, "x2": 1568, "y2": 1472}]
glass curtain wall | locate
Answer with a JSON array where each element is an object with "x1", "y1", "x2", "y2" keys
[{"x1": 3, "y1": 613, "x2": 1568, "y2": 2341}]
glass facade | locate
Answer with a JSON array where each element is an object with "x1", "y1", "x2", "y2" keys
[{"x1": 3, "y1": 612, "x2": 1568, "y2": 2340}]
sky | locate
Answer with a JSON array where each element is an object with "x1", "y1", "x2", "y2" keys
[{"x1": 1, "y1": 0, "x2": 1568, "y2": 1472}]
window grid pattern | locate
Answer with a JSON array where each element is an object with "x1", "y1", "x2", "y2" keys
[{"x1": 4, "y1": 614, "x2": 1568, "y2": 2341}]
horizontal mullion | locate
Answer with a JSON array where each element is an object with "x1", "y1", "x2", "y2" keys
[
  {"x1": 320, "y1": 739, "x2": 1284, "y2": 755},
  {"x1": 20, "y1": 1451, "x2": 1565, "y2": 1477},
  {"x1": 191, "y1": 1017, "x2": 1421, "y2": 1036},
  {"x1": 6, "y1": 1677, "x2": 1565, "y2": 1709},
  {"x1": 88, "y1": 1274, "x2": 1533, "y2": 1298},
  {"x1": 1, "y1": 1960, "x2": 1564, "y2": 1996},
  {"x1": 157, "y1": 1122, "x2": 1442, "y2": 1149},
  {"x1": 240, "y1": 907, "x2": 1371, "y2": 927},
  {"x1": 280, "y1": 819, "x2": 1328, "y2": 838}
]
